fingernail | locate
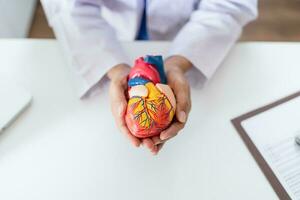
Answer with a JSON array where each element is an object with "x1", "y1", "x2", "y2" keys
[
  {"x1": 160, "y1": 134, "x2": 168, "y2": 140},
  {"x1": 160, "y1": 132, "x2": 165, "y2": 140},
  {"x1": 178, "y1": 111, "x2": 186, "y2": 123},
  {"x1": 151, "y1": 147, "x2": 158, "y2": 155}
]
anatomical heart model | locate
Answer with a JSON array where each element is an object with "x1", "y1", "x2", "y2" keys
[{"x1": 125, "y1": 55, "x2": 176, "y2": 138}]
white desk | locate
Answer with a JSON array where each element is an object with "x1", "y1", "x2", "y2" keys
[{"x1": 0, "y1": 39, "x2": 300, "y2": 200}]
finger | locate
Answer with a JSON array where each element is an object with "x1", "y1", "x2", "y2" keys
[
  {"x1": 175, "y1": 85, "x2": 191, "y2": 120},
  {"x1": 142, "y1": 138, "x2": 157, "y2": 153},
  {"x1": 152, "y1": 136, "x2": 163, "y2": 145},
  {"x1": 157, "y1": 143, "x2": 165, "y2": 153},
  {"x1": 170, "y1": 78, "x2": 191, "y2": 123},
  {"x1": 160, "y1": 122, "x2": 184, "y2": 140},
  {"x1": 109, "y1": 81, "x2": 141, "y2": 147},
  {"x1": 109, "y1": 80, "x2": 126, "y2": 114},
  {"x1": 120, "y1": 125, "x2": 141, "y2": 147},
  {"x1": 152, "y1": 142, "x2": 165, "y2": 155}
]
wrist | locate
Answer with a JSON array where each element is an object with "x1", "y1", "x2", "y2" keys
[
  {"x1": 164, "y1": 55, "x2": 193, "y2": 74},
  {"x1": 107, "y1": 63, "x2": 131, "y2": 80}
]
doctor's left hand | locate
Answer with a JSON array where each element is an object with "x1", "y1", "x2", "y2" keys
[
  {"x1": 108, "y1": 64, "x2": 142, "y2": 148},
  {"x1": 151, "y1": 56, "x2": 192, "y2": 154}
]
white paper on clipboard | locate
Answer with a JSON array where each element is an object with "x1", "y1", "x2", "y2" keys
[{"x1": 241, "y1": 95, "x2": 300, "y2": 200}]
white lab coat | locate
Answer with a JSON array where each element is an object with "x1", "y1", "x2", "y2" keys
[{"x1": 41, "y1": 0, "x2": 257, "y2": 98}]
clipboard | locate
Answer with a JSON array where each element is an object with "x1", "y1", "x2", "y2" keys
[{"x1": 231, "y1": 91, "x2": 300, "y2": 200}]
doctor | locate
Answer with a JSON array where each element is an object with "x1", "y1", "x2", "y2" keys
[{"x1": 41, "y1": 0, "x2": 257, "y2": 154}]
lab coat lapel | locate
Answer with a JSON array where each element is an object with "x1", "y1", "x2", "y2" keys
[
  {"x1": 147, "y1": 0, "x2": 198, "y2": 40},
  {"x1": 120, "y1": 0, "x2": 142, "y2": 40},
  {"x1": 102, "y1": 0, "x2": 141, "y2": 40}
]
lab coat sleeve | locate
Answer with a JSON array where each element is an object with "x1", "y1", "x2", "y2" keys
[
  {"x1": 168, "y1": 0, "x2": 258, "y2": 88},
  {"x1": 41, "y1": 0, "x2": 130, "y2": 98}
]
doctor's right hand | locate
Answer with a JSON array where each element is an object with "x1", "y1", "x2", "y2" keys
[{"x1": 108, "y1": 64, "x2": 142, "y2": 147}]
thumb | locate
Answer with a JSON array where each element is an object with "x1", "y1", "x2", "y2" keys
[
  {"x1": 174, "y1": 86, "x2": 190, "y2": 123},
  {"x1": 109, "y1": 80, "x2": 128, "y2": 118},
  {"x1": 176, "y1": 109, "x2": 187, "y2": 123},
  {"x1": 109, "y1": 80, "x2": 141, "y2": 147}
]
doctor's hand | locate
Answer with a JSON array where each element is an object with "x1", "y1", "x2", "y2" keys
[
  {"x1": 108, "y1": 64, "x2": 142, "y2": 148},
  {"x1": 108, "y1": 64, "x2": 165, "y2": 154},
  {"x1": 151, "y1": 55, "x2": 192, "y2": 154}
]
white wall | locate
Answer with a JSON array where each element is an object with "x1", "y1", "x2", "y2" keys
[{"x1": 0, "y1": 0, "x2": 37, "y2": 38}]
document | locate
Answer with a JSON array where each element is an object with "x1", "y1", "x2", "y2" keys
[{"x1": 241, "y1": 95, "x2": 300, "y2": 199}]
